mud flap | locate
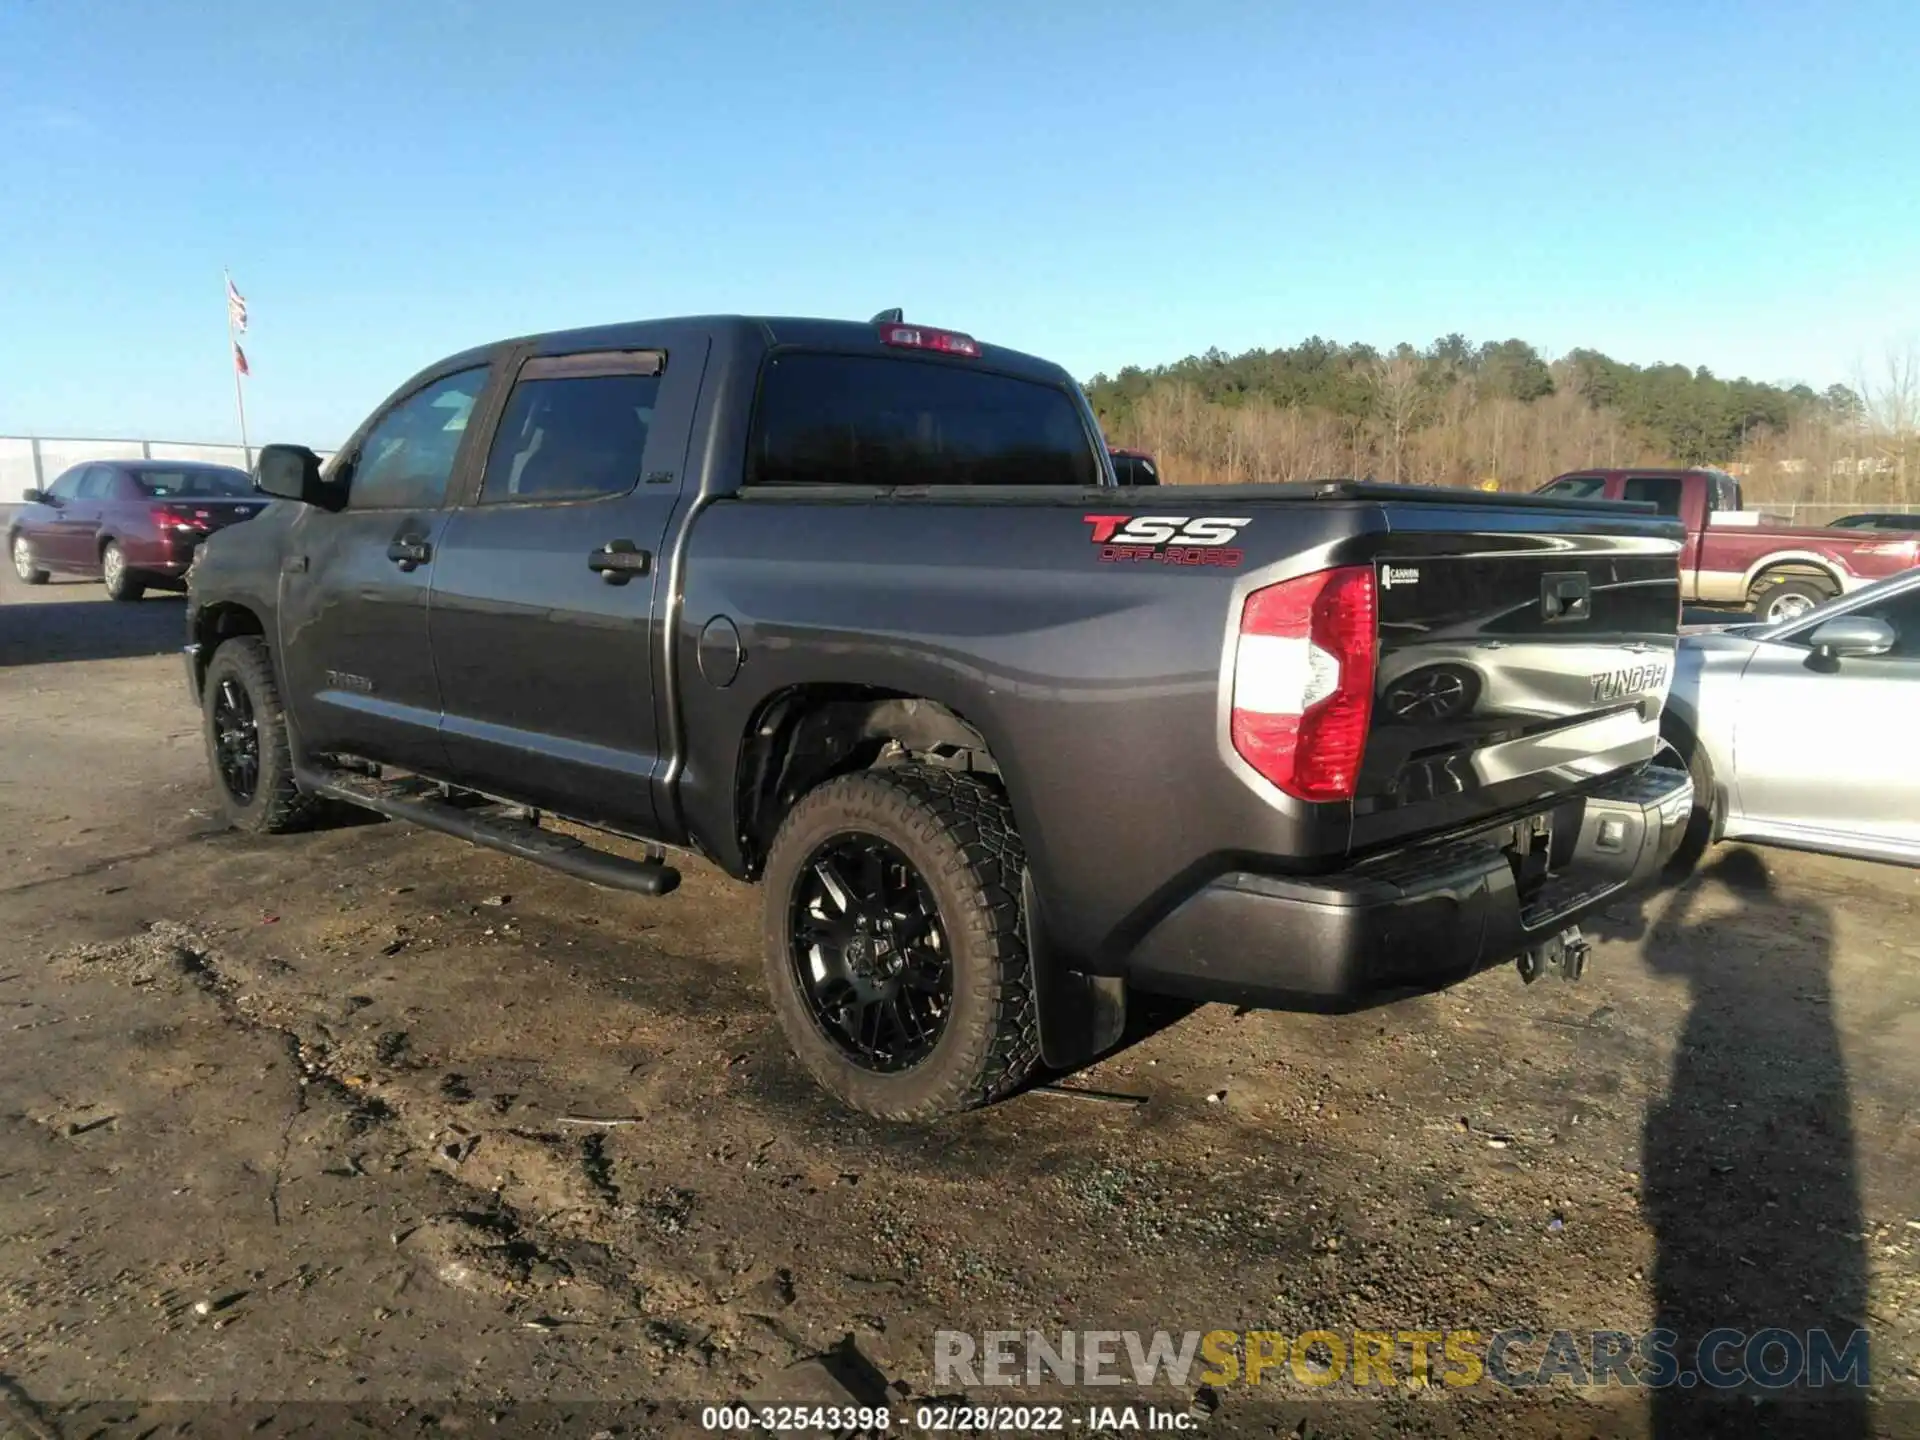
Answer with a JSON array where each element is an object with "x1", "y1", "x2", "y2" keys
[{"x1": 1023, "y1": 869, "x2": 1127, "y2": 1070}]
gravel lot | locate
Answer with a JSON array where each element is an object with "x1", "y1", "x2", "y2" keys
[{"x1": 1, "y1": 581, "x2": 1916, "y2": 1439}]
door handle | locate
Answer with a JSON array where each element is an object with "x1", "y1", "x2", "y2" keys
[
  {"x1": 588, "y1": 539, "x2": 651, "y2": 584},
  {"x1": 387, "y1": 537, "x2": 432, "y2": 571}
]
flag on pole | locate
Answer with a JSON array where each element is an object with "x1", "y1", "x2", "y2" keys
[
  {"x1": 233, "y1": 342, "x2": 250, "y2": 377},
  {"x1": 227, "y1": 276, "x2": 248, "y2": 333}
]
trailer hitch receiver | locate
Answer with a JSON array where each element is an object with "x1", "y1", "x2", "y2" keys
[{"x1": 1517, "y1": 925, "x2": 1590, "y2": 985}]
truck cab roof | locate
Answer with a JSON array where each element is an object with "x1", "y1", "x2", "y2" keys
[{"x1": 420, "y1": 315, "x2": 1076, "y2": 388}]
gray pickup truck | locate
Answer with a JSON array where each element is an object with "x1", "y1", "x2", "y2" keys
[{"x1": 184, "y1": 311, "x2": 1693, "y2": 1119}]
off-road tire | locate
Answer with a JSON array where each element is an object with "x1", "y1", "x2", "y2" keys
[
  {"x1": 101, "y1": 541, "x2": 145, "y2": 602},
  {"x1": 10, "y1": 534, "x2": 48, "y2": 585},
  {"x1": 202, "y1": 637, "x2": 317, "y2": 834},
  {"x1": 761, "y1": 765, "x2": 1040, "y2": 1120},
  {"x1": 1749, "y1": 576, "x2": 1831, "y2": 625}
]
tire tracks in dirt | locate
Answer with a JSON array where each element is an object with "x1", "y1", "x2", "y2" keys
[{"x1": 48, "y1": 919, "x2": 803, "y2": 1391}]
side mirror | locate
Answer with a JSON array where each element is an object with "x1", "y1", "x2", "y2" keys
[
  {"x1": 21, "y1": 488, "x2": 44, "y2": 504},
  {"x1": 255, "y1": 444, "x2": 331, "y2": 507},
  {"x1": 1807, "y1": 615, "x2": 1894, "y2": 661}
]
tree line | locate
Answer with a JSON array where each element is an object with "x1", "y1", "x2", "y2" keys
[{"x1": 1085, "y1": 335, "x2": 1917, "y2": 508}]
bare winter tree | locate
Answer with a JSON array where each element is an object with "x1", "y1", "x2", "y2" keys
[
  {"x1": 1098, "y1": 336, "x2": 1919, "y2": 515},
  {"x1": 1368, "y1": 353, "x2": 1427, "y2": 483},
  {"x1": 1859, "y1": 340, "x2": 1919, "y2": 503}
]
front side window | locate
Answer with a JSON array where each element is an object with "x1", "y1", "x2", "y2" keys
[
  {"x1": 1540, "y1": 476, "x2": 1606, "y2": 499},
  {"x1": 44, "y1": 468, "x2": 85, "y2": 500},
  {"x1": 751, "y1": 353, "x2": 1098, "y2": 488},
  {"x1": 348, "y1": 367, "x2": 488, "y2": 511},
  {"x1": 1849, "y1": 587, "x2": 1920, "y2": 660},
  {"x1": 134, "y1": 468, "x2": 252, "y2": 498},
  {"x1": 479, "y1": 367, "x2": 661, "y2": 504}
]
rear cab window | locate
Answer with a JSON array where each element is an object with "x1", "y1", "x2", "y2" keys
[{"x1": 749, "y1": 353, "x2": 1099, "y2": 488}]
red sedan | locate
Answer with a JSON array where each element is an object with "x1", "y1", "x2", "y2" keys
[{"x1": 9, "y1": 460, "x2": 265, "y2": 601}]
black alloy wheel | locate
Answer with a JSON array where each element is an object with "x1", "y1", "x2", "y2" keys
[
  {"x1": 211, "y1": 674, "x2": 261, "y2": 805},
  {"x1": 789, "y1": 832, "x2": 953, "y2": 1072}
]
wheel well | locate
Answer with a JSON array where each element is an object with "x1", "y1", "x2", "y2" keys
[
  {"x1": 192, "y1": 603, "x2": 267, "y2": 685},
  {"x1": 1658, "y1": 710, "x2": 1722, "y2": 832},
  {"x1": 734, "y1": 687, "x2": 1001, "y2": 878},
  {"x1": 1747, "y1": 561, "x2": 1839, "y2": 598}
]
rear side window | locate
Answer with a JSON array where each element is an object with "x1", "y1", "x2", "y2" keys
[
  {"x1": 1623, "y1": 476, "x2": 1685, "y2": 516},
  {"x1": 77, "y1": 467, "x2": 119, "y2": 499},
  {"x1": 751, "y1": 353, "x2": 1098, "y2": 488},
  {"x1": 480, "y1": 365, "x2": 662, "y2": 504}
]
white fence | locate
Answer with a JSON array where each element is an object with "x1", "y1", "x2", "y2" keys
[{"x1": 1, "y1": 435, "x2": 337, "y2": 504}]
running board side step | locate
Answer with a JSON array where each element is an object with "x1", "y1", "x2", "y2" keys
[{"x1": 297, "y1": 768, "x2": 680, "y2": 897}]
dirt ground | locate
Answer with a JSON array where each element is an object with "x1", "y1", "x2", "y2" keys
[{"x1": 1, "y1": 580, "x2": 1916, "y2": 1439}]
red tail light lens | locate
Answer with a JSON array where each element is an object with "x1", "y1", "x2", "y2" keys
[
  {"x1": 151, "y1": 505, "x2": 209, "y2": 532},
  {"x1": 1230, "y1": 565, "x2": 1378, "y2": 802},
  {"x1": 877, "y1": 322, "x2": 981, "y2": 358}
]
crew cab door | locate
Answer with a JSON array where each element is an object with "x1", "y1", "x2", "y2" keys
[
  {"x1": 276, "y1": 362, "x2": 496, "y2": 773},
  {"x1": 1728, "y1": 582, "x2": 1920, "y2": 859},
  {"x1": 425, "y1": 342, "x2": 707, "y2": 834}
]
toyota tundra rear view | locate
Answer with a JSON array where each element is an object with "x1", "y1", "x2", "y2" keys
[{"x1": 184, "y1": 312, "x2": 1693, "y2": 1118}]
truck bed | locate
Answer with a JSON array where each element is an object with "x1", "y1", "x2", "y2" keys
[{"x1": 678, "y1": 483, "x2": 1685, "y2": 971}]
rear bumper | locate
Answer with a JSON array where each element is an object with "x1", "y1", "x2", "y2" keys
[
  {"x1": 123, "y1": 534, "x2": 197, "y2": 576},
  {"x1": 1125, "y1": 763, "x2": 1693, "y2": 1009}
]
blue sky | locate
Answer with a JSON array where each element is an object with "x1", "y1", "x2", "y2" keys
[{"x1": 2, "y1": 0, "x2": 1915, "y2": 447}]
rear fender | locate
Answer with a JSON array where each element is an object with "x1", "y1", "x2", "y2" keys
[{"x1": 1743, "y1": 553, "x2": 1845, "y2": 595}]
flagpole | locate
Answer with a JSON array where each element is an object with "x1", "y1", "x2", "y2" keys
[{"x1": 225, "y1": 267, "x2": 252, "y2": 470}]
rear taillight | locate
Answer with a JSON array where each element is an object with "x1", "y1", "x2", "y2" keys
[
  {"x1": 151, "y1": 505, "x2": 208, "y2": 533},
  {"x1": 877, "y1": 322, "x2": 981, "y2": 357},
  {"x1": 1230, "y1": 565, "x2": 1377, "y2": 802}
]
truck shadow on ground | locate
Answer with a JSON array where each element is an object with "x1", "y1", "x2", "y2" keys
[
  {"x1": 1592, "y1": 848, "x2": 1869, "y2": 1437},
  {"x1": 0, "y1": 589, "x2": 187, "y2": 667}
]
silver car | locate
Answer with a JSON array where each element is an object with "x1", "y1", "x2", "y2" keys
[{"x1": 1662, "y1": 566, "x2": 1920, "y2": 867}]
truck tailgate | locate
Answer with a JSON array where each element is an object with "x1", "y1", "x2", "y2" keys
[{"x1": 1353, "y1": 510, "x2": 1680, "y2": 853}]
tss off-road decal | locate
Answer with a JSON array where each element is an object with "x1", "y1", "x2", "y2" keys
[{"x1": 1083, "y1": 513, "x2": 1250, "y2": 567}]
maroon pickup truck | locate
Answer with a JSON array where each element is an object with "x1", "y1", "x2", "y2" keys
[{"x1": 1538, "y1": 467, "x2": 1919, "y2": 623}]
